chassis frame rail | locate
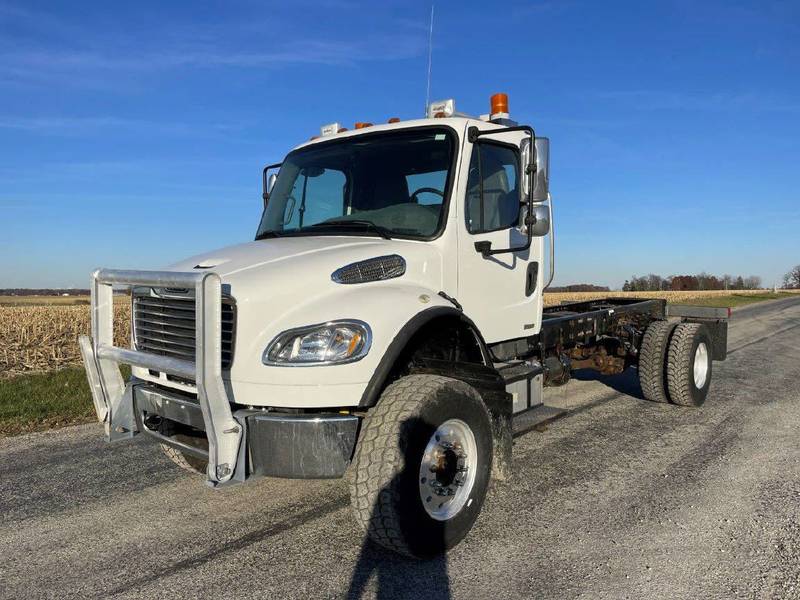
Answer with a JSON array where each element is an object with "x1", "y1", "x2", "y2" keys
[{"x1": 78, "y1": 268, "x2": 243, "y2": 487}]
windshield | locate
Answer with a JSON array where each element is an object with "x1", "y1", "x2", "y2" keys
[{"x1": 256, "y1": 127, "x2": 455, "y2": 240}]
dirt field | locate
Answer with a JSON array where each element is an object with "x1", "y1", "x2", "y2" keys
[{"x1": 1, "y1": 290, "x2": 797, "y2": 378}]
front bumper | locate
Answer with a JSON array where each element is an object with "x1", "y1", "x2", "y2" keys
[
  {"x1": 134, "y1": 382, "x2": 359, "y2": 478},
  {"x1": 79, "y1": 268, "x2": 357, "y2": 487}
]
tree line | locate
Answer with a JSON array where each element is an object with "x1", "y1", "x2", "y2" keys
[
  {"x1": 622, "y1": 273, "x2": 763, "y2": 292},
  {"x1": 547, "y1": 284, "x2": 610, "y2": 293},
  {"x1": 784, "y1": 265, "x2": 800, "y2": 289},
  {"x1": 0, "y1": 288, "x2": 90, "y2": 296}
]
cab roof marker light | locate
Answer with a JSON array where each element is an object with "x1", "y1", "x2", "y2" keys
[
  {"x1": 387, "y1": 117, "x2": 401, "y2": 123},
  {"x1": 320, "y1": 122, "x2": 340, "y2": 136},
  {"x1": 354, "y1": 122, "x2": 373, "y2": 129},
  {"x1": 427, "y1": 98, "x2": 455, "y2": 119}
]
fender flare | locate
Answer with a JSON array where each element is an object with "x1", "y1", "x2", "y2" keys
[{"x1": 358, "y1": 306, "x2": 491, "y2": 407}]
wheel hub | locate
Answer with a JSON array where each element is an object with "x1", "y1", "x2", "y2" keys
[
  {"x1": 419, "y1": 419, "x2": 478, "y2": 521},
  {"x1": 694, "y1": 342, "x2": 709, "y2": 388}
]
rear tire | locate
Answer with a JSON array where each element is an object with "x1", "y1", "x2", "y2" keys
[
  {"x1": 348, "y1": 374, "x2": 493, "y2": 558},
  {"x1": 667, "y1": 323, "x2": 713, "y2": 407},
  {"x1": 639, "y1": 320, "x2": 677, "y2": 404}
]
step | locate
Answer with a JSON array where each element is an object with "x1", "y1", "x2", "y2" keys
[{"x1": 512, "y1": 404, "x2": 565, "y2": 435}]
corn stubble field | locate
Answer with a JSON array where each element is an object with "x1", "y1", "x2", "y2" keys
[{"x1": 1, "y1": 290, "x2": 797, "y2": 379}]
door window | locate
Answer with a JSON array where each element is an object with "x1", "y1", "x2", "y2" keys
[{"x1": 465, "y1": 144, "x2": 520, "y2": 233}]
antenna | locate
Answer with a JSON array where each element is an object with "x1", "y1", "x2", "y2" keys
[{"x1": 425, "y1": 4, "x2": 434, "y2": 116}]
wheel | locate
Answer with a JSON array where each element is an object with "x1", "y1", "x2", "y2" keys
[
  {"x1": 159, "y1": 442, "x2": 207, "y2": 475},
  {"x1": 667, "y1": 323, "x2": 713, "y2": 407},
  {"x1": 639, "y1": 320, "x2": 677, "y2": 403},
  {"x1": 348, "y1": 374, "x2": 493, "y2": 558}
]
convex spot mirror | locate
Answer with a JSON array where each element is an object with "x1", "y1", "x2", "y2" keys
[{"x1": 530, "y1": 203, "x2": 550, "y2": 237}]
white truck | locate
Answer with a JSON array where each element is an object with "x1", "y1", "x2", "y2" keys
[{"x1": 80, "y1": 93, "x2": 728, "y2": 558}]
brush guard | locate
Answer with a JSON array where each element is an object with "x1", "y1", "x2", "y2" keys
[{"x1": 78, "y1": 268, "x2": 243, "y2": 487}]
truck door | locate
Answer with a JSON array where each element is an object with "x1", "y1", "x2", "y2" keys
[{"x1": 456, "y1": 131, "x2": 544, "y2": 344}]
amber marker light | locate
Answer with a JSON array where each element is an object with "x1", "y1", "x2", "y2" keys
[{"x1": 490, "y1": 92, "x2": 509, "y2": 116}]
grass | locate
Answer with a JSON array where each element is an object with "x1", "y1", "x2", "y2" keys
[
  {"x1": 0, "y1": 365, "x2": 130, "y2": 436},
  {"x1": 672, "y1": 291, "x2": 795, "y2": 308}
]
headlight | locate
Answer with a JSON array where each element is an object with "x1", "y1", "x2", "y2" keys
[{"x1": 262, "y1": 320, "x2": 371, "y2": 366}]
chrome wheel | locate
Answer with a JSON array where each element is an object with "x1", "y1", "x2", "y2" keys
[
  {"x1": 693, "y1": 342, "x2": 709, "y2": 388},
  {"x1": 418, "y1": 418, "x2": 478, "y2": 521}
]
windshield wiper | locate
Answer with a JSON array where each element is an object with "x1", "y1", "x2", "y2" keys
[
  {"x1": 308, "y1": 219, "x2": 393, "y2": 240},
  {"x1": 255, "y1": 230, "x2": 285, "y2": 240}
]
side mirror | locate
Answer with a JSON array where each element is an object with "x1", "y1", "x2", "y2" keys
[
  {"x1": 530, "y1": 203, "x2": 550, "y2": 237},
  {"x1": 263, "y1": 173, "x2": 277, "y2": 209},
  {"x1": 262, "y1": 163, "x2": 281, "y2": 209},
  {"x1": 532, "y1": 137, "x2": 549, "y2": 202}
]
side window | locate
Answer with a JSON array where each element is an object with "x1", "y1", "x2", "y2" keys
[
  {"x1": 465, "y1": 144, "x2": 520, "y2": 234},
  {"x1": 283, "y1": 168, "x2": 346, "y2": 228}
]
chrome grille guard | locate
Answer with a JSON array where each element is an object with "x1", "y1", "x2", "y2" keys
[{"x1": 78, "y1": 268, "x2": 243, "y2": 487}]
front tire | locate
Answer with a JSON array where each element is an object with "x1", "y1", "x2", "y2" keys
[
  {"x1": 159, "y1": 443, "x2": 207, "y2": 475},
  {"x1": 348, "y1": 374, "x2": 493, "y2": 558},
  {"x1": 667, "y1": 323, "x2": 713, "y2": 407}
]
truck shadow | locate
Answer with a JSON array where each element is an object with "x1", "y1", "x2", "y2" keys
[
  {"x1": 346, "y1": 417, "x2": 452, "y2": 600},
  {"x1": 571, "y1": 367, "x2": 643, "y2": 399},
  {"x1": 346, "y1": 540, "x2": 450, "y2": 599}
]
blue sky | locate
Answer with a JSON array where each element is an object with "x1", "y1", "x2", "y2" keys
[{"x1": 1, "y1": 0, "x2": 798, "y2": 289}]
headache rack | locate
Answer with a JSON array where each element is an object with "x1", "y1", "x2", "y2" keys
[{"x1": 78, "y1": 269, "x2": 243, "y2": 487}]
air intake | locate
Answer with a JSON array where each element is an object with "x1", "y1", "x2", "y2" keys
[{"x1": 331, "y1": 255, "x2": 406, "y2": 285}]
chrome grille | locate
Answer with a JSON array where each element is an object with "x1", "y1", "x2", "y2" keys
[{"x1": 133, "y1": 292, "x2": 235, "y2": 369}]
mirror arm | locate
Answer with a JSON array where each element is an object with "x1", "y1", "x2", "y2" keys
[{"x1": 262, "y1": 162, "x2": 282, "y2": 205}]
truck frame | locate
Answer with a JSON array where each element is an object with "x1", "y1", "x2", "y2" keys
[{"x1": 80, "y1": 93, "x2": 728, "y2": 558}]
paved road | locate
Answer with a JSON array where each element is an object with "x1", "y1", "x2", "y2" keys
[{"x1": 3, "y1": 297, "x2": 800, "y2": 599}]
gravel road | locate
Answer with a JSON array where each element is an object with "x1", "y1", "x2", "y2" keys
[{"x1": 2, "y1": 297, "x2": 799, "y2": 599}]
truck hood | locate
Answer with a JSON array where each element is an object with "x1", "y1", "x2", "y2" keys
[{"x1": 167, "y1": 236, "x2": 443, "y2": 298}]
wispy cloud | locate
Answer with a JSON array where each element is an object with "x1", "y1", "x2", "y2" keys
[
  {"x1": 593, "y1": 90, "x2": 800, "y2": 113},
  {"x1": 0, "y1": 115, "x2": 252, "y2": 138},
  {"x1": 1, "y1": 37, "x2": 423, "y2": 74},
  {"x1": 0, "y1": 1, "x2": 427, "y2": 90}
]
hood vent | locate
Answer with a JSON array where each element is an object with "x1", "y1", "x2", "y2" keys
[{"x1": 331, "y1": 255, "x2": 406, "y2": 285}]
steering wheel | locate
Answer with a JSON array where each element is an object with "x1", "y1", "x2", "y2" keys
[{"x1": 410, "y1": 187, "x2": 444, "y2": 204}]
